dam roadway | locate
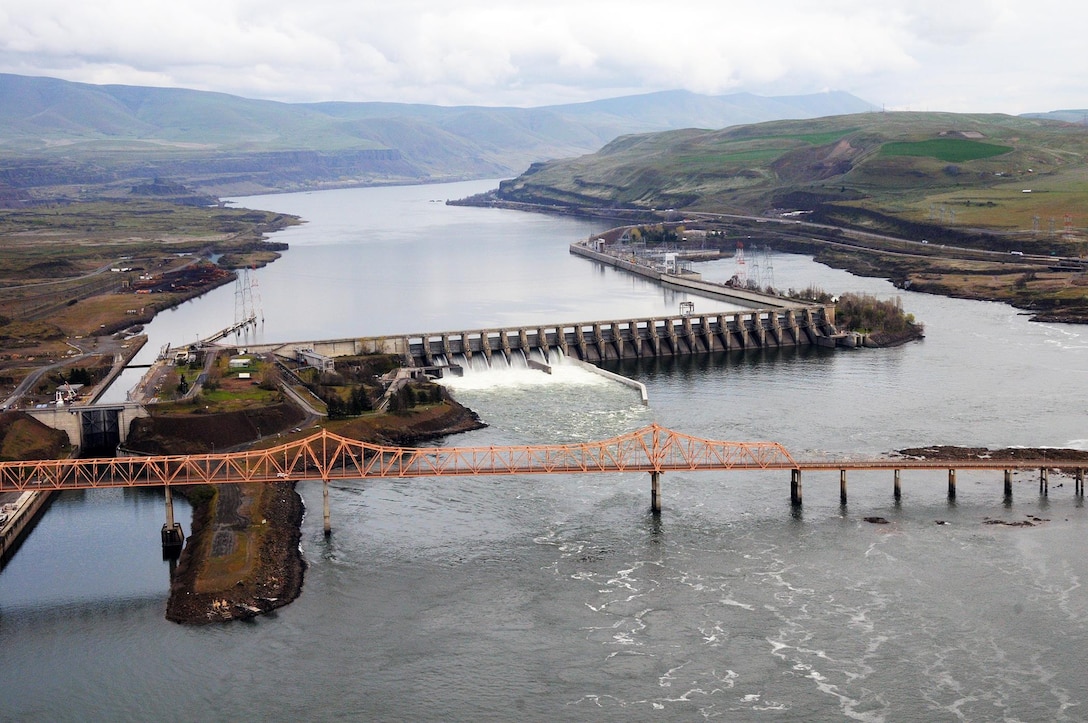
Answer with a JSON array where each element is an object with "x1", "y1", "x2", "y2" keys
[{"x1": 235, "y1": 304, "x2": 846, "y2": 371}]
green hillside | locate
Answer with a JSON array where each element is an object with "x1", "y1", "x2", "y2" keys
[{"x1": 494, "y1": 111, "x2": 1088, "y2": 240}]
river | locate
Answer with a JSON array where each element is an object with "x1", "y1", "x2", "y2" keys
[{"x1": 3, "y1": 180, "x2": 1088, "y2": 721}]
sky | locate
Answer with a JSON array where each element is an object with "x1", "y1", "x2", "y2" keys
[{"x1": 0, "y1": 0, "x2": 1084, "y2": 114}]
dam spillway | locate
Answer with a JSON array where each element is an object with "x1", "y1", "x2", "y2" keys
[
  {"x1": 404, "y1": 308, "x2": 840, "y2": 367},
  {"x1": 245, "y1": 306, "x2": 843, "y2": 371}
]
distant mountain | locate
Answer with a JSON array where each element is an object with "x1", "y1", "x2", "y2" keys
[
  {"x1": 1021, "y1": 110, "x2": 1088, "y2": 124},
  {"x1": 0, "y1": 73, "x2": 877, "y2": 197}
]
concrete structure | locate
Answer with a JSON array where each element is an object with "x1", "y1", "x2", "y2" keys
[
  {"x1": 295, "y1": 347, "x2": 335, "y2": 373},
  {"x1": 401, "y1": 308, "x2": 841, "y2": 367},
  {"x1": 25, "y1": 402, "x2": 149, "y2": 454},
  {"x1": 569, "y1": 239, "x2": 801, "y2": 309},
  {"x1": 0, "y1": 491, "x2": 52, "y2": 564},
  {"x1": 241, "y1": 307, "x2": 844, "y2": 374}
]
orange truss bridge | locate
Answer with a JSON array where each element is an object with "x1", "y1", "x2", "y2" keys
[
  {"x1": 0, "y1": 424, "x2": 1081, "y2": 541},
  {"x1": 0, "y1": 423, "x2": 795, "y2": 492}
]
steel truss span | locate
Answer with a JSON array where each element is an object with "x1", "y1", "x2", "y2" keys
[
  {"x1": 0, "y1": 425, "x2": 797, "y2": 491},
  {"x1": 0, "y1": 424, "x2": 1074, "y2": 492}
]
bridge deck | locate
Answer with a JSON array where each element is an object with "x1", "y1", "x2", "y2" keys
[{"x1": 0, "y1": 425, "x2": 1076, "y2": 492}]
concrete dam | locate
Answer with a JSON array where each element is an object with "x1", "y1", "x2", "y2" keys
[
  {"x1": 245, "y1": 235, "x2": 851, "y2": 370},
  {"x1": 248, "y1": 306, "x2": 844, "y2": 371}
]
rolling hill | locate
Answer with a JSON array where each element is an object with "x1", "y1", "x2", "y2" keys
[
  {"x1": 490, "y1": 111, "x2": 1088, "y2": 244},
  {"x1": 0, "y1": 73, "x2": 875, "y2": 198}
]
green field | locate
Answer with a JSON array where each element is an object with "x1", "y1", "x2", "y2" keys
[{"x1": 880, "y1": 138, "x2": 1013, "y2": 162}]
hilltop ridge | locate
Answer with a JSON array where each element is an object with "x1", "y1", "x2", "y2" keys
[{"x1": 0, "y1": 73, "x2": 873, "y2": 199}]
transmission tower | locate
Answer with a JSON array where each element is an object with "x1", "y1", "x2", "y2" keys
[
  {"x1": 749, "y1": 253, "x2": 762, "y2": 289},
  {"x1": 249, "y1": 267, "x2": 264, "y2": 322},
  {"x1": 760, "y1": 245, "x2": 775, "y2": 292},
  {"x1": 234, "y1": 268, "x2": 263, "y2": 331},
  {"x1": 733, "y1": 241, "x2": 747, "y2": 286}
]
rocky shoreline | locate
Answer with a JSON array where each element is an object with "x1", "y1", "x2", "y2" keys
[
  {"x1": 165, "y1": 481, "x2": 305, "y2": 624},
  {"x1": 897, "y1": 445, "x2": 1088, "y2": 464}
]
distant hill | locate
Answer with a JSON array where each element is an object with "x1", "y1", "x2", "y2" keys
[
  {"x1": 0, "y1": 73, "x2": 876, "y2": 198},
  {"x1": 489, "y1": 111, "x2": 1088, "y2": 244},
  {"x1": 1022, "y1": 110, "x2": 1088, "y2": 124}
]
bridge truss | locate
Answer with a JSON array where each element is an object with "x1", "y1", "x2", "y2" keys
[
  {"x1": 0, "y1": 424, "x2": 798, "y2": 492},
  {"x1": 1, "y1": 424, "x2": 1081, "y2": 536}
]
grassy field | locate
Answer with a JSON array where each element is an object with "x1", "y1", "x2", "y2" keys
[{"x1": 880, "y1": 138, "x2": 1013, "y2": 162}]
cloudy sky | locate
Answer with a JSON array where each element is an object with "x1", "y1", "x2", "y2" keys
[{"x1": 0, "y1": 0, "x2": 1083, "y2": 114}]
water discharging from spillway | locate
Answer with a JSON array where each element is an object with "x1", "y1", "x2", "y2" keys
[{"x1": 435, "y1": 350, "x2": 652, "y2": 443}]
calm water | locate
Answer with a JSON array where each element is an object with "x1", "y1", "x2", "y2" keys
[{"x1": 4, "y1": 181, "x2": 1088, "y2": 721}]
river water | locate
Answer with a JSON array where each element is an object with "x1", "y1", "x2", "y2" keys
[{"x1": 4, "y1": 180, "x2": 1088, "y2": 721}]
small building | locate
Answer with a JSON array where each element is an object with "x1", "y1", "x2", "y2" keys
[
  {"x1": 296, "y1": 348, "x2": 334, "y2": 373},
  {"x1": 228, "y1": 357, "x2": 252, "y2": 369}
]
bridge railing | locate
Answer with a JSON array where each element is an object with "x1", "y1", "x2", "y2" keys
[{"x1": 0, "y1": 424, "x2": 1077, "y2": 493}]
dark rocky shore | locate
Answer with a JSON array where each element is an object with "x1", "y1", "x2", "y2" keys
[
  {"x1": 898, "y1": 445, "x2": 1088, "y2": 464},
  {"x1": 165, "y1": 481, "x2": 305, "y2": 624}
]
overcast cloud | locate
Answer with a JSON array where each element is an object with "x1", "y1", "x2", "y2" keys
[{"x1": 0, "y1": 0, "x2": 1082, "y2": 113}]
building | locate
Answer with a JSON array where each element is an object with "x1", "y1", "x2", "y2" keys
[{"x1": 296, "y1": 348, "x2": 334, "y2": 373}]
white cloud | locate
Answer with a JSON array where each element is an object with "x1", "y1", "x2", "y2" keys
[{"x1": 0, "y1": 0, "x2": 1085, "y2": 113}]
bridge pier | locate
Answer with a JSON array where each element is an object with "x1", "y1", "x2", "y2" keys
[
  {"x1": 1040, "y1": 467, "x2": 1049, "y2": 496},
  {"x1": 1077, "y1": 468, "x2": 1084, "y2": 496},
  {"x1": 948, "y1": 469, "x2": 957, "y2": 500},
  {"x1": 650, "y1": 471, "x2": 661, "y2": 514},
  {"x1": 790, "y1": 469, "x2": 802, "y2": 506},
  {"x1": 893, "y1": 469, "x2": 901, "y2": 501},
  {"x1": 161, "y1": 486, "x2": 184, "y2": 558},
  {"x1": 1004, "y1": 469, "x2": 1013, "y2": 499},
  {"x1": 323, "y1": 479, "x2": 331, "y2": 536},
  {"x1": 839, "y1": 469, "x2": 847, "y2": 506}
]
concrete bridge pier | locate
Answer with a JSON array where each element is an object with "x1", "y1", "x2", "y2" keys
[
  {"x1": 1004, "y1": 469, "x2": 1013, "y2": 499},
  {"x1": 1076, "y1": 469, "x2": 1084, "y2": 496},
  {"x1": 769, "y1": 313, "x2": 784, "y2": 346},
  {"x1": 948, "y1": 469, "x2": 957, "y2": 500},
  {"x1": 535, "y1": 329, "x2": 549, "y2": 361},
  {"x1": 574, "y1": 325, "x2": 588, "y2": 360},
  {"x1": 893, "y1": 469, "x2": 902, "y2": 501},
  {"x1": 650, "y1": 471, "x2": 661, "y2": 514},
  {"x1": 500, "y1": 330, "x2": 513, "y2": 363},
  {"x1": 784, "y1": 310, "x2": 800, "y2": 345},
  {"x1": 790, "y1": 469, "x2": 802, "y2": 506},
  {"x1": 697, "y1": 316, "x2": 713, "y2": 352},
  {"x1": 628, "y1": 320, "x2": 643, "y2": 357},
  {"x1": 646, "y1": 322, "x2": 659, "y2": 356},
  {"x1": 1039, "y1": 467, "x2": 1049, "y2": 496},
  {"x1": 480, "y1": 332, "x2": 493, "y2": 364},
  {"x1": 323, "y1": 480, "x2": 331, "y2": 536},
  {"x1": 161, "y1": 486, "x2": 184, "y2": 558},
  {"x1": 839, "y1": 469, "x2": 847, "y2": 506},
  {"x1": 666, "y1": 321, "x2": 680, "y2": 355}
]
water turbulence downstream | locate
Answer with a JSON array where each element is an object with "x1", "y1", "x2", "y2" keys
[{"x1": 437, "y1": 351, "x2": 652, "y2": 445}]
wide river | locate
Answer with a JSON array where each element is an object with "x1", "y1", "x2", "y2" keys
[{"x1": 3, "y1": 180, "x2": 1088, "y2": 721}]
